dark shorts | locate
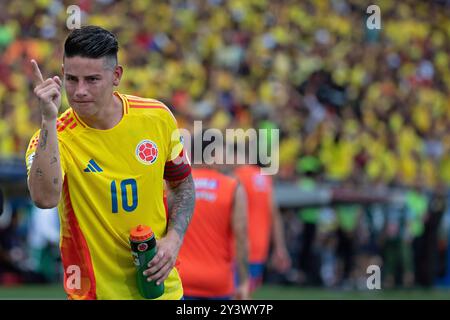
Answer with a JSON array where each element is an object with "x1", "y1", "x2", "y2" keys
[{"x1": 234, "y1": 262, "x2": 265, "y2": 292}]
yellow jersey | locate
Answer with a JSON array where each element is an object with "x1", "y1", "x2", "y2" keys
[{"x1": 25, "y1": 92, "x2": 190, "y2": 299}]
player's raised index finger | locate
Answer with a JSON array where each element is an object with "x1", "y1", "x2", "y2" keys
[{"x1": 31, "y1": 59, "x2": 44, "y2": 84}]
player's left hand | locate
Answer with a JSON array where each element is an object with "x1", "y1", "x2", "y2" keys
[
  {"x1": 143, "y1": 231, "x2": 182, "y2": 285},
  {"x1": 233, "y1": 278, "x2": 250, "y2": 300},
  {"x1": 270, "y1": 246, "x2": 292, "y2": 273}
]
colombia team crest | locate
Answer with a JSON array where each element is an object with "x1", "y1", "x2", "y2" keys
[
  {"x1": 136, "y1": 140, "x2": 158, "y2": 165},
  {"x1": 137, "y1": 243, "x2": 148, "y2": 252}
]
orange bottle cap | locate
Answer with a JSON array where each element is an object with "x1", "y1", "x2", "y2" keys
[{"x1": 130, "y1": 225, "x2": 154, "y2": 241}]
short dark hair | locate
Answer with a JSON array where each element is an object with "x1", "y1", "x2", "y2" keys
[{"x1": 64, "y1": 26, "x2": 118, "y2": 65}]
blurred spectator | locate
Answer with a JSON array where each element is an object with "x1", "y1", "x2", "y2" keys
[
  {"x1": 0, "y1": 0, "x2": 448, "y2": 191},
  {"x1": 380, "y1": 200, "x2": 414, "y2": 288},
  {"x1": 0, "y1": 188, "x2": 3, "y2": 215},
  {"x1": 27, "y1": 206, "x2": 60, "y2": 283},
  {"x1": 415, "y1": 181, "x2": 448, "y2": 287},
  {"x1": 296, "y1": 171, "x2": 322, "y2": 286},
  {"x1": 0, "y1": 197, "x2": 47, "y2": 285}
]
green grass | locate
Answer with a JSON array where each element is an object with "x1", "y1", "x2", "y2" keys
[
  {"x1": 0, "y1": 284, "x2": 66, "y2": 299},
  {"x1": 0, "y1": 284, "x2": 449, "y2": 300},
  {"x1": 253, "y1": 285, "x2": 450, "y2": 300}
]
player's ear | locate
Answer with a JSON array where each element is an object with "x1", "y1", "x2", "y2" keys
[{"x1": 113, "y1": 65, "x2": 123, "y2": 86}]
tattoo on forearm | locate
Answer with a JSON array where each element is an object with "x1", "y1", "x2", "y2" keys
[
  {"x1": 50, "y1": 156, "x2": 57, "y2": 165},
  {"x1": 53, "y1": 178, "x2": 58, "y2": 185},
  {"x1": 35, "y1": 168, "x2": 44, "y2": 178},
  {"x1": 39, "y1": 129, "x2": 48, "y2": 150},
  {"x1": 167, "y1": 175, "x2": 195, "y2": 240}
]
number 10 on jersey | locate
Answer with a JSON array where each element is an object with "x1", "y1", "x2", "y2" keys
[{"x1": 110, "y1": 179, "x2": 138, "y2": 213}]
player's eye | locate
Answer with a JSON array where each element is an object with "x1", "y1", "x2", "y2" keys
[
  {"x1": 65, "y1": 75, "x2": 77, "y2": 82},
  {"x1": 87, "y1": 77, "x2": 100, "y2": 83}
]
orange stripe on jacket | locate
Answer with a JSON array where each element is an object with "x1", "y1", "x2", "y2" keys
[
  {"x1": 178, "y1": 168, "x2": 238, "y2": 298},
  {"x1": 60, "y1": 179, "x2": 97, "y2": 300},
  {"x1": 129, "y1": 105, "x2": 167, "y2": 109},
  {"x1": 57, "y1": 117, "x2": 74, "y2": 132}
]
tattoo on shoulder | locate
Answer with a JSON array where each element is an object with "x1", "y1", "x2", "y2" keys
[{"x1": 167, "y1": 175, "x2": 195, "y2": 239}]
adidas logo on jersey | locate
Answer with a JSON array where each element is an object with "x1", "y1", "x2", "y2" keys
[{"x1": 83, "y1": 159, "x2": 103, "y2": 173}]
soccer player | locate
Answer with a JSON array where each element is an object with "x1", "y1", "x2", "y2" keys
[
  {"x1": 177, "y1": 135, "x2": 250, "y2": 300},
  {"x1": 234, "y1": 163, "x2": 291, "y2": 292},
  {"x1": 25, "y1": 26, "x2": 195, "y2": 299}
]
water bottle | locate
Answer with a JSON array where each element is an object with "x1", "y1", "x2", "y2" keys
[{"x1": 130, "y1": 224, "x2": 164, "y2": 299}]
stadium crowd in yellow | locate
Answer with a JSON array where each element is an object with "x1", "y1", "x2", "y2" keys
[{"x1": 0, "y1": 0, "x2": 449, "y2": 190}]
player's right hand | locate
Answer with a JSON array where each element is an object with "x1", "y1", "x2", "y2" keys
[
  {"x1": 31, "y1": 59, "x2": 62, "y2": 120},
  {"x1": 233, "y1": 279, "x2": 250, "y2": 300}
]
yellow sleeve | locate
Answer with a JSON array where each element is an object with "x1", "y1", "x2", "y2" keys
[{"x1": 164, "y1": 109, "x2": 184, "y2": 162}]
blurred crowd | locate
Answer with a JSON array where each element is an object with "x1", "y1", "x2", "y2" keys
[
  {"x1": 1, "y1": 0, "x2": 449, "y2": 188},
  {"x1": 0, "y1": 0, "x2": 449, "y2": 289}
]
